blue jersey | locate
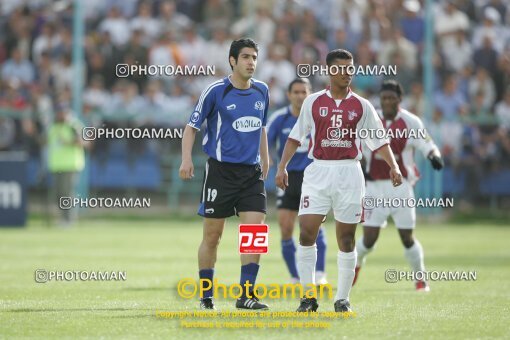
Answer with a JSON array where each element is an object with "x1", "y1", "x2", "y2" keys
[
  {"x1": 267, "y1": 106, "x2": 312, "y2": 171},
  {"x1": 187, "y1": 77, "x2": 269, "y2": 165}
]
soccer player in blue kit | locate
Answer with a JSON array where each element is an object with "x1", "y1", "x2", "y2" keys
[
  {"x1": 267, "y1": 78, "x2": 328, "y2": 285},
  {"x1": 180, "y1": 38, "x2": 270, "y2": 310}
]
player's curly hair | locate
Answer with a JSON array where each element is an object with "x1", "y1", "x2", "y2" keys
[
  {"x1": 229, "y1": 38, "x2": 259, "y2": 70},
  {"x1": 380, "y1": 79, "x2": 404, "y2": 98}
]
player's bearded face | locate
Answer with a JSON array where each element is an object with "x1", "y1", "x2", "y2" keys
[
  {"x1": 329, "y1": 59, "x2": 353, "y2": 88},
  {"x1": 232, "y1": 48, "x2": 258, "y2": 79}
]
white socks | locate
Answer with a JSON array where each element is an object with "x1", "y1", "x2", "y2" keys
[
  {"x1": 355, "y1": 236, "x2": 373, "y2": 267},
  {"x1": 335, "y1": 250, "x2": 357, "y2": 301},
  {"x1": 296, "y1": 244, "x2": 317, "y2": 288},
  {"x1": 404, "y1": 239, "x2": 425, "y2": 277}
]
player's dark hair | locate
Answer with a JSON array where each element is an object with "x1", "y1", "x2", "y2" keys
[
  {"x1": 380, "y1": 79, "x2": 404, "y2": 98},
  {"x1": 288, "y1": 78, "x2": 311, "y2": 92},
  {"x1": 229, "y1": 38, "x2": 259, "y2": 70},
  {"x1": 326, "y1": 49, "x2": 353, "y2": 66}
]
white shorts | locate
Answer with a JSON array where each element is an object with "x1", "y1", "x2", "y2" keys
[
  {"x1": 363, "y1": 179, "x2": 416, "y2": 229},
  {"x1": 299, "y1": 160, "x2": 365, "y2": 224}
]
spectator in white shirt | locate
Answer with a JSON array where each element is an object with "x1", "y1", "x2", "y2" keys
[
  {"x1": 495, "y1": 88, "x2": 510, "y2": 129},
  {"x1": 99, "y1": 6, "x2": 131, "y2": 47},
  {"x1": 472, "y1": 6, "x2": 507, "y2": 53},
  {"x1": 468, "y1": 67, "x2": 496, "y2": 110},
  {"x1": 442, "y1": 29, "x2": 472, "y2": 72},
  {"x1": 83, "y1": 75, "x2": 110, "y2": 112},
  {"x1": 180, "y1": 27, "x2": 207, "y2": 66},
  {"x1": 1, "y1": 47, "x2": 35, "y2": 85},
  {"x1": 130, "y1": 2, "x2": 161, "y2": 45},
  {"x1": 378, "y1": 28, "x2": 417, "y2": 72},
  {"x1": 231, "y1": 7, "x2": 275, "y2": 49},
  {"x1": 258, "y1": 44, "x2": 295, "y2": 107},
  {"x1": 32, "y1": 22, "x2": 61, "y2": 64},
  {"x1": 206, "y1": 27, "x2": 231, "y2": 76},
  {"x1": 52, "y1": 53, "x2": 75, "y2": 92},
  {"x1": 158, "y1": 0, "x2": 192, "y2": 40},
  {"x1": 435, "y1": 1, "x2": 470, "y2": 53}
]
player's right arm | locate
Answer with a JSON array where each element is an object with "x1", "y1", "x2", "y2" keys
[
  {"x1": 275, "y1": 139, "x2": 300, "y2": 189},
  {"x1": 179, "y1": 80, "x2": 219, "y2": 180},
  {"x1": 179, "y1": 125, "x2": 197, "y2": 179},
  {"x1": 275, "y1": 96, "x2": 312, "y2": 190}
]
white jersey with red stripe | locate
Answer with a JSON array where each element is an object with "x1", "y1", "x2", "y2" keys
[
  {"x1": 288, "y1": 88, "x2": 389, "y2": 161},
  {"x1": 362, "y1": 108, "x2": 439, "y2": 185}
]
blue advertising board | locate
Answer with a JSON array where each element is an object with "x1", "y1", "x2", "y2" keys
[{"x1": 0, "y1": 152, "x2": 27, "y2": 226}]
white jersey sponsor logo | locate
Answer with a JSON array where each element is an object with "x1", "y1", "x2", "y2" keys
[{"x1": 321, "y1": 139, "x2": 353, "y2": 148}]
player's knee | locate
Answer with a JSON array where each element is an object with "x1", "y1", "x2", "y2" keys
[
  {"x1": 299, "y1": 230, "x2": 316, "y2": 246},
  {"x1": 363, "y1": 228, "x2": 380, "y2": 248},
  {"x1": 203, "y1": 231, "x2": 222, "y2": 249},
  {"x1": 363, "y1": 238, "x2": 376, "y2": 249},
  {"x1": 363, "y1": 234, "x2": 378, "y2": 249},
  {"x1": 280, "y1": 224, "x2": 294, "y2": 239},
  {"x1": 278, "y1": 214, "x2": 295, "y2": 239},
  {"x1": 398, "y1": 230, "x2": 414, "y2": 248},
  {"x1": 401, "y1": 236, "x2": 414, "y2": 248},
  {"x1": 339, "y1": 234, "x2": 356, "y2": 252}
]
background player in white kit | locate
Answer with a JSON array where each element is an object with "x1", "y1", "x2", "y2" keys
[
  {"x1": 354, "y1": 80, "x2": 444, "y2": 291},
  {"x1": 276, "y1": 49, "x2": 403, "y2": 313}
]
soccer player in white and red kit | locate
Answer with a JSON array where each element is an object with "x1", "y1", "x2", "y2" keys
[
  {"x1": 275, "y1": 50, "x2": 403, "y2": 313},
  {"x1": 354, "y1": 80, "x2": 444, "y2": 292}
]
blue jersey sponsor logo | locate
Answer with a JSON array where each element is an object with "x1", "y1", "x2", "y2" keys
[{"x1": 232, "y1": 117, "x2": 262, "y2": 132}]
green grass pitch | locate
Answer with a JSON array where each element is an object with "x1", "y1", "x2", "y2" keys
[{"x1": 1, "y1": 217, "x2": 509, "y2": 339}]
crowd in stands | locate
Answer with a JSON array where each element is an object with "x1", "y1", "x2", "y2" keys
[{"x1": 0, "y1": 0, "x2": 509, "y2": 202}]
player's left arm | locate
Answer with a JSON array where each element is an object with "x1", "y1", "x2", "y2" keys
[
  {"x1": 265, "y1": 113, "x2": 280, "y2": 167},
  {"x1": 260, "y1": 127, "x2": 269, "y2": 179},
  {"x1": 259, "y1": 86, "x2": 270, "y2": 179},
  {"x1": 376, "y1": 145, "x2": 403, "y2": 186},
  {"x1": 362, "y1": 99, "x2": 402, "y2": 186},
  {"x1": 411, "y1": 116, "x2": 444, "y2": 171},
  {"x1": 427, "y1": 149, "x2": 444, "y2": 170}
]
